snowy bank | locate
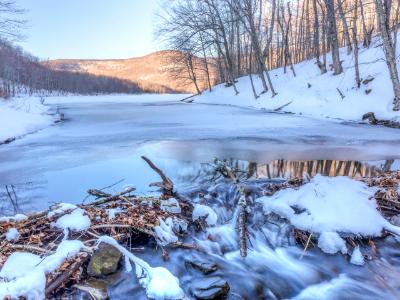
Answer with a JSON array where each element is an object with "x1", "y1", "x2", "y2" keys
[
  {"x1": 257, "y1": 175, "x2": 400, "y2": 255},
  {"x1": 194, "y1": 37, "x2": 400, "y2": 122},
  {"x1": 0, "y1": 97, "x2": 57, "y2": 143}
]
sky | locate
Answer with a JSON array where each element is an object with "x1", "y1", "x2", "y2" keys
[{"x1": 16, "y1": 0, "x2": 162, "y2": 60}]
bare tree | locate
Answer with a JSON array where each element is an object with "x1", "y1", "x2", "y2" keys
[{"x1": 375, "y1": 0, "x2": 400, "y2": 110}]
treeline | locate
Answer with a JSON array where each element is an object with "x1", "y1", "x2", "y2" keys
[
  {"x1": 161, "y1": 0, "x2": 400, "y2": 111},
  {"x1": 0, "y1": 39, "x2": 143, "y2": 98}
]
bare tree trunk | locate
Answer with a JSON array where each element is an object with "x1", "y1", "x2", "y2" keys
[
  {"x1": 352, "y1": 0, "x2": 361, "y2": 88},
  {"x1": 375, "y1": 0, "x2": 400, "y2": 110},
  {"x1": 359, "y1": 0, "x2": 370, "y2": 47},
  {"x1": 338, "y1": 0, "x2": 353, "y2": 54},
  {"x1": 324, "y1": 0, "x2": 343, "y2": 74}
]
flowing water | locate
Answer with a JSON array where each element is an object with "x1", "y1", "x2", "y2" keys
[{"x1": 1, "y1": 95, "x2": 400, "y2": 299}]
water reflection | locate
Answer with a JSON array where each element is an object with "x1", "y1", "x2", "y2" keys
[
  {"x1": 246, "y1": 159, "x2": 397, "y2": 180},
  {"x1": 0, "y1": 157, "x2": 398, "y2": 217}
]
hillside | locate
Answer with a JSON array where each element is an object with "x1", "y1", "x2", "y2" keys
[
  {"x1": 194, "y1": 36, "x2": 400, "y2": 122},
  {"x1": 46, "y1": 50, "x2": 218, "y2": 94}
]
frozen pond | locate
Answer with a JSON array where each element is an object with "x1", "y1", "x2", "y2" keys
[
  {"x1": 0, "y1": 95, "x2": 400, "y2": 213},
  {"x1": 1, "y1": 95, "x2": 400, "y2": 299}
]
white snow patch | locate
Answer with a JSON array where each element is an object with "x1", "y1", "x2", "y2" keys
[
  {"x1": 0, "y1": 214, "x2": 27, "y2": 223},
  {"x1": 48, "y1": 203, "x2": 78, "y2": 217},
  {"x1": 97, "y1": 236, "x2": 184, "y2": 300},
  {"x1": 192, "y1": 204, "x2": 218, "y2": 226},
  {"x1": 5, "y1": 228, "x2": 20, "y2": 242},
  {"x1": 53, "y1": 208, "x2": 91, "y2": 237},
  {"x1": 317, "y1": 232, "x2": 347, "y2": 255},
  {"x1": 257, "y1": 175, "x2": 399, "y2": 237},
  {"x1": 350, "y1": 246, "x2": 365, "y2": 266},
  {"x1": 0, "y1": 97, "x2": 55, "y2": 142},
  {"x1": 0, "y1": 240, "x2": 83, "y2": 299}
]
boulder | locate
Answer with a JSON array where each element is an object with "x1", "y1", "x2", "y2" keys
[
  {"x1": 190, "y1": 276, "x2": 230, "y2": 300},
  {"x1": 87, "y1": 242, "x2": 122, "y2": 277},
  {"x1": 185, "y1": 258, "x2": 218, "y2": 275}
]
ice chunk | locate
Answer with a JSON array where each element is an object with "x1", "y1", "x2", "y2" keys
[
  {"x1": 154, "y1": 217, "x2": 178, "y2": 246},
  {"x1": 317, "y1": 232, "x2": 347, "y2": 255},
  {"x1": 6, "y1": 228, "x2": 20, "y2": 242},
  {"x1": 192, "y1": 204, "x2": 218, "y2": 226},
  {"x1": 160, "y1": 198, "x2": 181, "y2": 214},
  {"x1": 350, "y1": 246, "x2": 365, "y2": 266}
]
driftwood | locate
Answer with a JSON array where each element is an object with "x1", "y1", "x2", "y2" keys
[
  {"x1": 85, "y1": 187, "x2": 136, "y2": 206},
  {"x1": 141, "y1": 156, "x2": 174, "y2": 195},
  {"x1": 214, "y1": 159, "x2": 248, "y2": 257}
]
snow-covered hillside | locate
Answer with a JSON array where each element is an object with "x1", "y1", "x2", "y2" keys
[
  {"x1": 0, "y1": 97, "x2": 57, "y2": 144},
  {"x1": 195, "y1": 37, "x2": 400, "y2": 122}
]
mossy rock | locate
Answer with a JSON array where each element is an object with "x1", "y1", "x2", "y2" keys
[{"x1": 87, "y1": 242, "x2": 122, "y2": 277}]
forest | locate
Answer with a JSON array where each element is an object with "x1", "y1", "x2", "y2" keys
[{"x1": 161, "y1": 0, "x2": 400, "y2": 111}]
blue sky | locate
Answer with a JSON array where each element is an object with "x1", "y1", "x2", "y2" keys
[{"x1": 17, "y1": 0, "x2": 161, "y2": 59}]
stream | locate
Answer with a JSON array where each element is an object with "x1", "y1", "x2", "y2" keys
[{"x1": 1, "y1": 95, "x2": 400, "y2": 299}]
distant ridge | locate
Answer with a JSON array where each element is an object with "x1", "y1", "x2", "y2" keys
[{"x1": 45, "y1": 50, "x2": 218, "y2": 94}]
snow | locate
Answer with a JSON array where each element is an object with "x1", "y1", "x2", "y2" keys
[
  {"x1": 97, "y1": 236, "x2": 184, "y2": 300},
  {"x1": 48, "y1": 203, "x2": 78, "y2": 217},
  {"x1": 317, "y1": 232, "x2": 347, "y2": 255},
  {"x1": 0, "y1": 240, "x2": 84, "y2": 299},
  {"x1": 44, "y1": 93, "x2": 188, "y2": 105},
  {"x1": 160, "y1": 198, "x2": 181, "y2": 214},
  {"x1": 350, "y1": 246, "x2": 365, "y2": 266},
  {"x1": 194, "y1": 37, "x2": 400, "y2": 122},
  {"x1": 154, "y1": 217, "x2": 179, "y2": 246},
  {"x1": 257, "y1": 175, "x2": 400, "y2": 242},
  {"x1": 5, "y1": 228, "x2": 20, "y2": 242},
  {"x1": 53, "y1": 208, "x2": 91, "y2": 237},
  {"x1": 107, "y1": 207, "x2": 123, "y2": 219},
  {"x1": 192, "y1": 204, "x2": 218, "y2": 226},
  {"x1": 0, "y1": 97, "x2": 55, "y2": 143},
  {"x1": 0, "y1": 214, "x2": 27, "y2": 223}
]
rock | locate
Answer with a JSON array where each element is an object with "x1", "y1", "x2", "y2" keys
[
  {"x1": 185, "y1": 258, "x2": 218, "y2": 275},
  {"x1": 362, "y1": 112, "x2": 377, "y2": 124},
  {"x1": 190, "y1": 276, "x2": 230, "y2": 300},
  {"x1": 73, "y1": 278, "x2": 109, "y2": 300},
  {"x1": 362, "y1": 75, "x2": 375, "y2": 85},
  {"x1": 87, "y1": 242, "x2": 122, "y2": 277}
]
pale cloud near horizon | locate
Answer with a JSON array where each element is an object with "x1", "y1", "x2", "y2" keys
[{"x1": 17, "y1": 0, "x2": 162, "y2": 60}]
